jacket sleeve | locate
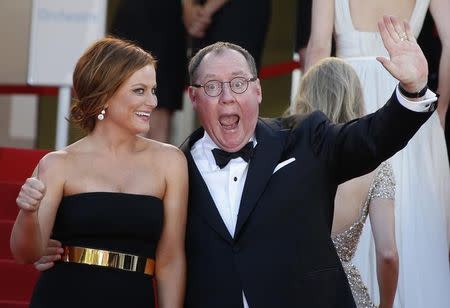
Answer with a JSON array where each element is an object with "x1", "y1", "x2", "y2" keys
[{"x1": 300, "y1": 91, "x2": 436, "y2": 184}]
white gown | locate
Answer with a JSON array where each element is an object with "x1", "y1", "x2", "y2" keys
[{"x1": 334, "y1": 0, "x2": 450, "y2": 307}]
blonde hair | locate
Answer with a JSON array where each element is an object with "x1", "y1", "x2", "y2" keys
[{"x1": 291, "y1": 57, "x2": 364, "y2": 124}]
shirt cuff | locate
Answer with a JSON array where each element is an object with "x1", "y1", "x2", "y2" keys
[{"x1": 395, "y1": 85, "x2": 438, "y2": 112}]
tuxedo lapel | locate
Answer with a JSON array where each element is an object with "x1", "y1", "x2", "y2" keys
[
  {"x1": 181, "y1": 128, "x2": 234, "y2": 244},
  {"x1": 234, "y1": 119, "x2": 289, "y2": 238}
]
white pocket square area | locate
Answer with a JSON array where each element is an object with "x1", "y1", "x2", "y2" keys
[{"x1": 273, "y1": 158, "x2": 296, "y2": 174}]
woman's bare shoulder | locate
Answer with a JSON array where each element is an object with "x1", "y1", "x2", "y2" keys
[
  {"x1": 35, "y1": 150, "x2": 70, "y2": 179},
  {"x1": 37, "y1": 138, "x2": 91, "y2": 173},
  {"x1": 138, "y1": 138, "x2": 187, "y2": 179},
  {"x1": 139, "y1": 137, "x2": 185, "y2": 159}
]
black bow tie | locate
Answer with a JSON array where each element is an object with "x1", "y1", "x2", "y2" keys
[{"x1": 212, "y1": 142, "x2": 254, "y2": 169}]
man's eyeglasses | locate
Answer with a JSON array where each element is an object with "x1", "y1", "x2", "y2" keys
[{"x1": 192, "y1": 76, "x2": 257, "y2": 97}]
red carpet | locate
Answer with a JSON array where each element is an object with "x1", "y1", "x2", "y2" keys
[
  {"x1": 0, "y1": 220, "x2": 14, "y2": 260},
  {"x1": 0, "y1": 183, "x2": 21, "y2": 221},
  {"x1": 0, "y1": 300, "x2": 29, "y2": 308},
  {"x1": 0, "y1": 147, "x2": 49, "y2": 306},
  {"x1": 0, "y1": 147, "x2": 48, "y2": 182}
]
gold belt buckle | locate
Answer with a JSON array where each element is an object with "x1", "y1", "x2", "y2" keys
[{"x1": 62, "y1": 246, "x2": 155, "y2": 276}]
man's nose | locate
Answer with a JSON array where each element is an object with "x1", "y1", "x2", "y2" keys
[{"x1": 219, "y1": 82, "x2": 235, "y2": 103}]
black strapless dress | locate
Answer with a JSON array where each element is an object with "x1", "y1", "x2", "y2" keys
[{"x1": 30, "y1": 192, "x2": 163, "y2": 308}]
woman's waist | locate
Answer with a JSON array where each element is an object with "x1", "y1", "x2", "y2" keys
[
  {"x1": 334, "y1": 32, "x2": 388, "y2": 58},
  {"x1": 37, "y1": 260, "x2": 154, "y2": 288},
  {"x1": 61, "y1": 245, "x2": 155, "y2": 276},
  {"x1": 55, "y1": 237, "x2": 157, "y2": 258},
  {"x1": 340, "y1": 260, "x2": 363, "y2": 278}
]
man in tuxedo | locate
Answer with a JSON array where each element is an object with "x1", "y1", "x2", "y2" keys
[
  {"x1": 30, "y1": 16, "x2": 437, "y2": 307},
  {"x1": 180, "y1": 15, "x2": 436, "y2": 308}
]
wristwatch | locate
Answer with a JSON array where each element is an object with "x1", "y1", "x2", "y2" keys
[{"x1": 398, "y1": 83, "x2": 428, "y2": 98}]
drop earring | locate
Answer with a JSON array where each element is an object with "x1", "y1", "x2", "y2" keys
[{"x1": 97, "y1": 109, "x2": 106, "y2": 121}]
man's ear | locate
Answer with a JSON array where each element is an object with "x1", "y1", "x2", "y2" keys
[
  {"x1": 255, "y1": 78, "x2": 262, "y2": 104},
  {"x1": 188, "y1": 86, "x2": 198, "y2": 109}
]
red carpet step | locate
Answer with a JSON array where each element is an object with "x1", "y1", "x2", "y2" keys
[
  {"x1": 0, "y1": 147, "x2": 48, "y2": 306},
  {"x1": 0, "y1": 147, "x2": 48, "y2": 182},
  {"x1": 0, "y1": 183, "x2": 21, "y2": 221},
  {"x1": 0, "y1": 300, "x2": 29, "y2": 308},
  {"x1": 0, "y1": 260, "x2": 39, "y2": 302},
  {"x1": 0, "y1": 220, "x2": 14, "y2": 259}
]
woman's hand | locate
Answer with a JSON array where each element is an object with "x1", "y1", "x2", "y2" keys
[{"x1": 16, "y1": 177, "x2": 46, "y2": 212}]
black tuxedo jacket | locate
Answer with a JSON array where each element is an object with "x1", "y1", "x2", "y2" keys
[{"x1": 180, "y1": 93, "x2": 435, "y2": 308}]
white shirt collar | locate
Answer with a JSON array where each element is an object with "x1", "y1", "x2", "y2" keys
[{"x1": 193, "y1": 131, "x2": 256, "y2": 171}]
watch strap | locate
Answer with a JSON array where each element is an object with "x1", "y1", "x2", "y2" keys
[{"x1": 398, "y1": 84, "x2": 428, "y2": 98}]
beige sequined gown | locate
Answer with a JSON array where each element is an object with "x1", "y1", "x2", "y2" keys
[{"x1": 332, "y1": 162, "x2": 395, "y2": 308}]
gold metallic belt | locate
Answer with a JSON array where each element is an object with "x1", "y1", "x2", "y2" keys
[{"x1": 62, "y1": 246, "x2": 155, "y2": 277}]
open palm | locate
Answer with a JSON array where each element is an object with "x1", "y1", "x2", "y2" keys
[{"x1": 376, "y1": 16, "x2": 428, "y2": 93}]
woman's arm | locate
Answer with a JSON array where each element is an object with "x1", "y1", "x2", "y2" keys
[
  {"x1": 155, "y1": 148, "x2": 188, "y2": 308},
  {"x1": 10, "y1": 152, "x2": 65, "y2": 263},
  {"x1": 429, "y1": 0, "x2": 450, "y2": 127},
  {"x1": 304, "y1": 0, "x2": 334, "y2": 70},
  {"x1": 368, "y1": 163, "x2": 398, "y2": 308},
  {"x1": 203, "y1": 0, "x2": 228, "y2": 15},
  {"x1": 369, "y1": 198, "x2": 399, "y2": 308},
  {"x1": 182, "y1": 0, "x2": 211, "y2": 38}
]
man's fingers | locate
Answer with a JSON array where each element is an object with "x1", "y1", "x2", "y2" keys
[
  {"x1": 47, "y1": 239, "x2": 63, "y2": 248},
  {"x1": 34, "y1": 252, "x2": 61, "y2": 271},
  {"x1": 44, "y1": 246, "x2": 64, "y2": 256},
  {"x1": 404, "y1": 21, "x2": 416, "y2": 43},
  {"x1": 44, "y1": 239, "x2": 64, "y2": 256},
  {"x1": 37, "y1": 254, "x2": 61, "y2": 264},
  {"x1": 391, "y1": 16, "x2": 406, "y2": 39},
  {"x1": 33, "y1": 239, "x2": 63, "y2": 272},
  {"x1": 376, "y1": 56, "x2": 397, "y2": 76},
  {"x1": 34, "y1": 261, "x2": 55, "y2": 271},
  {"x1": 376, "y1": 56, "x2": 388, "y2": 67},
  {"x1": 378, "y1": 19, "x2": 395, "y2": 51},
  {"x1": 383, "y1": 15, "x2": 400, "y2": 43}
]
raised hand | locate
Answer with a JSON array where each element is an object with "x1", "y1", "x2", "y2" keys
[
  {"x1": 16, "y1": 177, "x2": 46, "y2": 212},
  {"x1": 376, "y1": 16, "x2": 428, "y2": 93}
]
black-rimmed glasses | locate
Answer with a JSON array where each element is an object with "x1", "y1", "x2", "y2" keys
[{"x1": 192, "y1": 76, "x2": 257, "y2": 97}]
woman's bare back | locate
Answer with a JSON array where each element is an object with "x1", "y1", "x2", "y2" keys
[
  {"x1": 349, "y1": 0, "x2": 416, "y2": 32},
  {"x1": 332, "y1": 171, "x2": 375, "y2": 235}
]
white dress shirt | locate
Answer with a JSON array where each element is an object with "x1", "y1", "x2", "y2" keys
[
  {"x1": 189, "y1": 87, "x2": 436, "y2": 308},
  {"x1": 191, "y1": 132, "x2": 255, "y2": 308},
  {"x1": 395, "y1": 86, "x2": 438, "y2": 111}
]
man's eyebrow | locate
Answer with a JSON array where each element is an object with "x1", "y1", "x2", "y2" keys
[
  {"x1": 231, "y1": 70, "x2": 247, "y2": 75},
  {"x1": 202, "y1": 70, "x2": 248, "y2": 80}
]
